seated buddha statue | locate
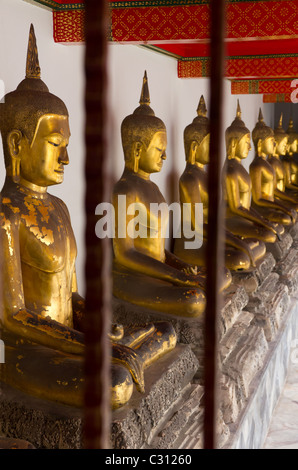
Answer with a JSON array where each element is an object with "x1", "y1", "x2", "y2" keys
[
  {"x1": 280, "y1": 116, "x2": 298, "y2": 190},
  {"x1": 112, "y1": 73, "x2": 230, "y2": 317},
  {"x1": 223, "y1": 101, "x2": 284, "y2": 244},
  {"x1": 173, "y1": 95, "x2": 265, "y2": 272},
  {"x1": 0, "y1": 25, "x2": 177, "y2": 410},
  {"x1": 267, "y1": 113, "x2": 298, "y2": 211},
  {"x1": 250, "y1": 109, "x2": 296, "y2": 226}
]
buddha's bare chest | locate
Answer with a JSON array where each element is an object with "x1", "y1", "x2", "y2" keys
[{"x1": 18, "y1": 198, "x2": 77, "y2": 273}]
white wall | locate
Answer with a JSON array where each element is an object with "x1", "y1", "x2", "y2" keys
[{"x1": 0, "y1": 0, "x2": 274, "y2": 295}]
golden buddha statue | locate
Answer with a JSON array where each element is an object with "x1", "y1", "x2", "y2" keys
[
  {"x1": 223, "y1": 101, "x2": 284, "y2": 244},
  {"x1": 0, "y1": 25, "x2": 177, "y2": 411},
  {"x1": 281, "y1": 116, "x2": 298, "y2": 190},
  {"x1": 250, "y1": 109, "x2": 296, "y2": 226},
  {"x1": 112, "y1": 73, "x2": 224, "y2": 318},
  {"x1": 267, "y1": 113, "x2": 298, "y2": 211},
  {"x1": 173, "y1": 95, "x2": 264, "y2": 272}
]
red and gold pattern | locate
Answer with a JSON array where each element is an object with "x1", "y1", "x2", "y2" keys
[
  {"x1": 109, "y1": 0, "x2": 298, "y2": 43},
  {"x1": 178, "y1": 56, "x2": 298, "y2": 79},
  {"x1": 53, "y1": 10, "x2": 85, "y2": 42},
  {"x1": 263, "y1": 93, "x2": 292, "y2": 103},
  {"x1": 231, "y1": 79, "x2": 294, "y2": 95}
]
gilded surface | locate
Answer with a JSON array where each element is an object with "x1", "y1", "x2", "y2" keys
[
  {"x1": 173, "y1": 95, "x2": 261, "y2": 273},
  {"x1": 223, "y1": 101, "x2": 283, "y2": 245},
  {"x1": 112, "y1": 72, "x2": 208, "y2": 317},
  {"x1": 250, "y1": 109, "x2": 296, "y2": 227}
]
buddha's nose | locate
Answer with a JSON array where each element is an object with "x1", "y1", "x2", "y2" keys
[
  {"x1": 162, "y1": 151, "x2": 167, "y2": 160},
  {"x1": 59, "y1": 148, "x2": 69, "y2": 165}
]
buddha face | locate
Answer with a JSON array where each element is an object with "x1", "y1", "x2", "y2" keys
[
  {"x1": 275, "y1": 136, "x2": 288, "y2": 156},
  {"x1": 260, "y1": 136, "x2": 275, "y2": 156},
  {"x1": 235, "y1": 133, "x2": 251, "y2": 160},
  {"x1": 289, "y1": 138, "x2": 298, "y2": 154},
  {"x1": 195, "y1": 134, "x2": 210, "y2": 165},
  {"x1": 138, "y1": 131, "x2": 167, "y2": 174},
  {"x1": 19, "y1": 114, "x2": 70, "y2": 187}
]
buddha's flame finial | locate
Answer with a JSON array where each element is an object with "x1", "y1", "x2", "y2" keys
[
  {"x1": 26, "y1": 24, "x2": 41, "y2": 79},
  {"x1": 139, "y1": 70, "x2": 150, "y2": 106},
  {"x1": 258, "y1": 108, "x2": 264, "y2": 122},
  {"x1": 278, "y1": 112, "x2": 283, "y2": 129},
  {"x1": 197, "y1": 95, "x2": 207, "y2": 117},
  {"x1": 236, "y1": 99, "x2": 241, "y2": 119}
]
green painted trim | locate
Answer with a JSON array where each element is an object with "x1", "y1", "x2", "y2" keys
[
  {"x1": 110, "y1": 0, "x2": 274, "y2": 8},
  {"x1": 232, "y1": 78, "x2": 293, "y2": 83},
  {"x1": 180, "y1": 53, "x2": 298, "y2": 61},
  {"x1": 32, "y1": 0, "x2": 84, "y2": 10},
  {"x1": 141, "y1": 45, "x2": 181, "y2": 60}
]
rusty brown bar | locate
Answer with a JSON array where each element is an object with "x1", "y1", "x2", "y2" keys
[
  {"x1": 204, "y1": 0, "x2": 226, "y2": 449},
  {"x1": 83, "y1": 0, "x2": 111, "y2": 449}
]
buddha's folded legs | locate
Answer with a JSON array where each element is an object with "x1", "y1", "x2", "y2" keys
[
  {"x1": 251, "y1": 202, "x2": 292, "y2": 226},
  {"x1": 225, "y1": 216, "x2": 278, "y2": 244},
  {"x1": 174, "y1": 237, "x2": 251, "y2": 273},
  {"x1": 112, "y1": 266, "x2": 207, "y2": 318}
]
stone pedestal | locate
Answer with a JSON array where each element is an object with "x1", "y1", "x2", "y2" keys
[
  {"x1": 0, "y1": 383, "x2": 82, "y2": 449},
  {"x1": 111, "y1": 344, "x2": 199, "y2": 449},
  {"x1": 232, "y1": 252, "x2": 275, "y2": 294},
  {"x1": 265, "y1": 231, "x2": 293, "y2": 261},
  {"x1": 0, "y1": 344, "x2": 199, "y2": 450}
]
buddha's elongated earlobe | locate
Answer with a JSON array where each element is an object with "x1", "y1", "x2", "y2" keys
[
  {"x1": 7, "y1": 130, "x2": 22, "y2": 183},
  {"x1": 133, "y1": 142, "x2": 142, "y2": 173},
  {"x1": 257, "y1": 138, "x2": 262, "y2": 157},
  {"x1": 11, "y1": 156, "x2": 21, "y2": 183},
  {"x1": 189, "y1": 141, "x2": 197, "y2": 164}
]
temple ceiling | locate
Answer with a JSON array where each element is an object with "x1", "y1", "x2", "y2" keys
[{"x1": 30, "y1": 0, "x2": 298, "y2": 102}]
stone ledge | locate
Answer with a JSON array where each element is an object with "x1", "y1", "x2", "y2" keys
[
  {"x1": 0, "y1": 383, "x2": 82, "y2": 449},
  {"x1": 265, "y1": 231, "x2": 293, "y2": 262},
  {"x1": 232, "y1": 252, "x2": 276, "y2": 294},
  {"x1": 111, "y1": 344, "x2": 199, "y2": 449},
  {"x1": 224, "y1": 298, "x2": 298, "y2": 449}
]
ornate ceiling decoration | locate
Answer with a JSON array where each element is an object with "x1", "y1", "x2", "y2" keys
[{"x1": 30, "y1": 0, "x2": 298, "y2": 102}]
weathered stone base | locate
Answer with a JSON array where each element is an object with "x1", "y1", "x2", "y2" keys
[
  {"x1": 0, "y1": 344, "x2": 199, "y2": 450},
  {"x1": 111, "y1": 344, "x2": 199, "y2": 449},
  {"x1": 0, "y1": 383, "x2": 82, "y2": 449},
  {"x1": 245, "y1": 272, "x2": 290, "y2": 342},
  {"x1": 274, "y1": 247, "x2": 298, "y2": 295},
  {"x1": 232, "y1": 252, "x2": 275, "y2": 294},
  {"x1": 224, "y1": 297, "x2": 298, "y2": 449},
  {"x1": 265, "y1": 231, "x2": 293, "y2": 261}
]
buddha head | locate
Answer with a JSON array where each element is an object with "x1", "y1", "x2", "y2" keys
[
  {"x1": 286, "y1": 116, "x2": 298, "y2": 155},
  {"x1": 274, "y1": 113, "x2": 288, "y2": 157},
  {"x1": 0, "y1": 25, "x2": 70, "y2": 188},
  {"x1": 252, "y1": 108, "x2": 275, "y2": 157},
  {"x1": 225, "y1": 100, "x2": 251, "y2": 160},
  {"x1": 184, "y1": 95, "x2": 210, "y2": 165},
  {"x1": 121, "y1": 71, "x2": 167, "y2": 175}
]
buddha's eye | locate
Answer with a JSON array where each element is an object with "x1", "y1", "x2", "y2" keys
[{"x1": 48, "y1": 141, "x2": 60, "y2": 147}]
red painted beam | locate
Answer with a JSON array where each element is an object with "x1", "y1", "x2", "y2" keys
[
  {"x1": 110, "y1": 0, "x2": 298, "y2": 43},
  {"x1": 178, "y1": 55, "x2": 298, "y2": 79},
  {"x1": 263, "y1": 93, "x2": 292, "y2": 103},
  {"x1": 231, "y1": 79, "x2": 297, "y2": 95}
]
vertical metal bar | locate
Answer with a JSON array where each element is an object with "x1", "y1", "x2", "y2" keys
[
  {"x1": 84, "y1": 0, "x2": 111, "y2": 449},
  {"x1": 204, "y1": 0, "x2": 226, "y2": 449}
]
